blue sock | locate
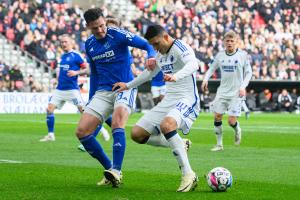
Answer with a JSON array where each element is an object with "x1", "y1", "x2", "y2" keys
[
  {"x1": 92, "y1": 125, "x2": 102, "y2": 137},
  {"x1": 112, "y1": 128, "x2": 126, "y2": 171},
  {"x1": 46, "y1": 113, "x2": 55, "y2": 133},
  {"x1": 79, "y1": 134, "x2": 112, "y2": 170},
  {"x1": 105, "y1": 116, "x2": 112, "y2": 127}
]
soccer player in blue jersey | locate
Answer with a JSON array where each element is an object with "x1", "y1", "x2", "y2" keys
[
  {"x1": 151, "y1": 71, "x2": 166, "y2": 105},
  {"x1": 40, "y1": 34, "x2": 110, "y2": 144},
  {"x1": 75, "y1": 8, "x2": 156, "y2": 187}
]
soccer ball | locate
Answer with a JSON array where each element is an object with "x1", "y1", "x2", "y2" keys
[{"x1": 207, "y1": 167, "x2": 233, "y2": 192}]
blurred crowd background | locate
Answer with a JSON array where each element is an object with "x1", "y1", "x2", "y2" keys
[{"x1": 0, "y1": 0, "x2": 299, "y2": 112}]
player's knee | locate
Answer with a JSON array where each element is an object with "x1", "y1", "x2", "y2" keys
[
  {"x1": 76, "y1": 125, "x2": 88, "y2": 138},
  {"x1": 131, "y1": 127, "x2": 144, "y2": 144},
  {"x1": 47, "y1": 106, "x2": 55, "y2": 114},
  {"x1": 214, "y1": 113, "x2": 222, "y2": 121},
  {"x1": 160, "y1": 117, "x2": 177, "y2": 134},
  {"x1": 228, "y1": 117, "x2": 236, "y2": 126}
]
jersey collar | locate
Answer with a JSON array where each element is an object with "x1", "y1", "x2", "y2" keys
[{"x1": 225, "y1": 48, "x2": 238, "y2": 56}]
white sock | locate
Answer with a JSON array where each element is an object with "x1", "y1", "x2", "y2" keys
[
  {"x1": 166, "y1": 132, "x2": 193, "y2": 176},
  {"x1": 146, "y1": 134, "x2": 170, "y2": 147},
  {"x1": 232, "y1": 121, "x2": 240, "y2": 133},
  {"x1": 48, "y1": 132, "x2": 54, "y2": 137},
  {"x1": 214, "y1": 125, "x2": 223, "y2": 146}
]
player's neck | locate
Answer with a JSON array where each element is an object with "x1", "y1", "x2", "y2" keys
[
  {"x1": 165, "y1": 38, "x2": 175, "y2": 54},
  {"x1": 225, "y1": 48, "x2": 238, "y2": 56}
]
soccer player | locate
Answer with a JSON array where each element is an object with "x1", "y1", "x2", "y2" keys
[
  {"x1": 201, "y1": 30, "x2": 252, "y2": 151},
  {"x1": 151, "y1": 70, "x2": 166, "y2": 105},
  {"x1": 113, "y1": 24, "x2": 199, "y2": 192},
  {"x1": 76, "y1": 8, "x2": 156, "y2": 187},
  {"x1": 40, "y1": 34, "x2": 110, "y2": 144}
]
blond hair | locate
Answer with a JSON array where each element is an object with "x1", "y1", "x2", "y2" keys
[{"x1": 224, "y1": 30, "x2": 237, "y2": 39}]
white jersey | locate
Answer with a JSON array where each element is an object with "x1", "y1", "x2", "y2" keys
[
  {"x1": 127, "y1": 39, "x2": 200, "y2": 134},
  {"x1": 204, "y1": 49, "x2": 252, "y2": 99},
  {"x1": 127, "y1": 39, "x2": 199, "y2": 105}
]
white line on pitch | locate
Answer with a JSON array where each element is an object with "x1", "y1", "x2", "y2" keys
[{"x1": 0, "y1": 159, "x2": 26, "y2": 164}]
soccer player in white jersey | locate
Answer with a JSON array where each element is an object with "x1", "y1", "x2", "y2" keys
[
  {"x1": 39, "y1": 34, "x2": 110, "y2": 143},
  {"x1": 113, "y1": 25, "x2": 199, "y2": 192},
  {"x1": 201, "y1": 30, "x2": 252, "y2": 151}
]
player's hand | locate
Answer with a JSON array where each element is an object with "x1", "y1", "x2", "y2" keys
[
  {"x1": 67, "y1": 70, "x2": 79, "y2": 77},
  {"x1": 163, "y1": 74, "x2": 177, "y2": 82},
  {"x1": 145, "y1": 57, "x2": 156, "y2": 71},
  {"x1": 239, "y1": 88, "x2": 246, "y2": 97},
  {"x1": 112, "y1": 82, "x2": 128, "y2": 92},
  {"x1": 201, "y1": 80, "x2": 208, "y2": 91}
]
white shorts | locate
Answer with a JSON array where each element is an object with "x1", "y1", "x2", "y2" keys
[
  {"x1": 211, "y1": 96, "x2": 242, "y2": 116},
  {"x1": 151, "y1": 85, "x2": 166, "y2": 98},
  {"x1": 49, "y1": 89, "x2": 84, "y2": 109},
  {"x1": 136, "y1": 95, "x2": 200, "y2": 135},
  {"x1": 84, "y1": 89, "x2": 137, "y2": 122}
]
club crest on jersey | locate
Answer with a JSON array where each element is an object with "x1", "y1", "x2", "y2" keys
[{"x1": 104, "y1": 42, "x2": 111, "y2": 49}]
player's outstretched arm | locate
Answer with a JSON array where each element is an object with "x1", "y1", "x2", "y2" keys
[{"x1": 145, "y1": 57, "x2": 156, "y2": 71}]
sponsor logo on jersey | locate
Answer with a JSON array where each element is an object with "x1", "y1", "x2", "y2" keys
[
  {"x1": 60, "y1": 64, "x2": 70, "y2": 71},
  {"x1": 92, "y1": 50, "x2": 115, "y2": 61},
  {"x1": 161, "y1": 64, "x2": 174, "y2": 74},
  {"x1": 222, "y1": 65, "x2": 237, "y2": 72}
]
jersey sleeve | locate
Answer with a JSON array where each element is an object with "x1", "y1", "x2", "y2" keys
[
  {"x1": 240, "y1": 52, "x2": 252, "y2": 89},
  {"x1": 85, "y1": 43, "x2": 97, "y2": 99},
  {"x1": 173, "y1": 44, "x2": 199, "y2": 81},
  {"x1": 114, "y1": 28, "x2": 156, "y2": 58},
  {"x1": 203, "y1": 53, "x2": 220, "y2": 81},
  {"x1": 75, "y1": 52, "x2": 86, "y2": 68}
]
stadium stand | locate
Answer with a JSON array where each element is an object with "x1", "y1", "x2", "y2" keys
[{"x1": 0, "y1": 0, "x2": 299, "y2": 112}]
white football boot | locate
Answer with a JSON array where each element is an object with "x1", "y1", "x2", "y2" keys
[
  {"x1": 97, "y1": 171, "x2": 122, "y2": 186},
  {"x1": 77, "y1": 144, "x2": 86, "y2": 152},
  {"x1": 177, "y1": 171, "x2": 198, "y2": 192},
  {"x1": 39, "y1": 134, "x2": 55, "y2": 142},
  {"x1": 104, "y1": 169, "x2": 122, "y2": 187},
  {"x1": 210, "y1": 145, "x2": 224, "y2": 151},
  {"x1": 100, "y1": 127, "x2": 110, "y2": 141}
]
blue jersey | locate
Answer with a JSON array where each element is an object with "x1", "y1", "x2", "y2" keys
[
  {"x1": 85, "y1": 27, "x2": 155, "y2": 95},
  {"x1": 151, "y1": 70, "x2": 165, "y2": 87},
  {"x1": 57, "y1": 50, "x2": 85, "y2": 90}
]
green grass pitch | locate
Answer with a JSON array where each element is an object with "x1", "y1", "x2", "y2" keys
[{"x1": 0, "y1": 113, "x2": 299, "y2": 200}]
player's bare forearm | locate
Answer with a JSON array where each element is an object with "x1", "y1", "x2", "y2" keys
[
  {"x1": 201, "y1": 80, "x2": 208, "y2": 91},
  {"x1": 67, "y1": 68, "x2": 87, "y2": 77}
]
